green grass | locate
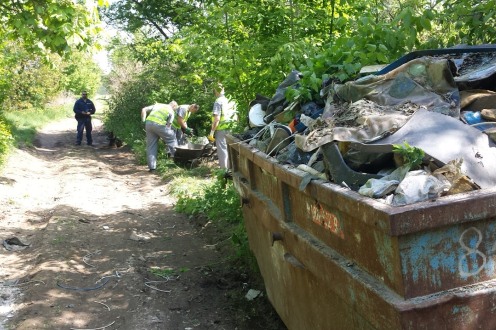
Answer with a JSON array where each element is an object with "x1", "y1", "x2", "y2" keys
[
  {"x1": 0, "y1": 93, "x2": 107, "y2": 167},
  {"x1": 3, "y1": 103, "x2": 73, "y2": 148},
  {"x1": 0, "y1": 115, "x2": 13, "y2": 165},
  {"x1": 150, "y1": 267, "x2": 176, "y2": 278},
  {"x1": 169, "y1": 170, "x2": 256, "y2": 269},
  {"x1": 168, "y1": 175, "x2": 213, "y2": 199}
]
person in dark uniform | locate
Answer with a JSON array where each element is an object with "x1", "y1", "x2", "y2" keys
[{"x1": 73, "y1": 91, "x2": 96, "y2": 146}]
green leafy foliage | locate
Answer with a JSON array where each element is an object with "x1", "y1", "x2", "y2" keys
[
  {"x1": 103, "y1": 0, "x2": 196, "y2": 39},
  {"x1": 0, "y1": 0, "x2": 106, "y2": 55},
  {"x1": 172, "y1": 171, "x2": 249, "y2": 263},
  {"x1": 103, "y1": 76, "x2": 157, "y2": 149},
  {"x1": 62, "y1": 51, "x2": 103, "y2": 95},
  {"x1": 230, "y1": 221, "x2": 255, "y2": 264},
  {"x1": 0, "y1": 42, "x2": 63, "y2": 110},
  {"x1": 0, "y1": 1, "x2": 106, "y2": 133},
  {"x1": 392, "y1": 141, "x2": 425, "y2": 169},
  {"x1": 0, "y1": 115, "x2": 13, "y2": 166},
  {"x1": 175, "y1": 170, "x2": 242, "y2": 222},
  {"x1": 0, "y1": 38, "x2": 101, "y2": 113},
  {"x1": 105, "y1": 0, "x2": 496, "y2": 114}
]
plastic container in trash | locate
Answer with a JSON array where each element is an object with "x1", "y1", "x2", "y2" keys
[
  {"x1": 462, "y1": 111, "x2": 482, "y2": 125},
  {"x1": 462, "y1": 111, "x2": 496, "y2": 131},
  {"x1": 248, "y1": 103, "x2": 266, "y2": 128}
]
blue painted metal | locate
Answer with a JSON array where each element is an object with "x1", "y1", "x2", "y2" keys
[
  {"x1": 400, "y1": 221, "x2": 496, "y2": 297},
  {"x1": 227, "y1": 134, "x2": 496, "y2": 329}
]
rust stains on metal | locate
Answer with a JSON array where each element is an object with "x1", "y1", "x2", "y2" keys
[{"x1": 227, "y1": 134, "x2": 496, "y2": 329}]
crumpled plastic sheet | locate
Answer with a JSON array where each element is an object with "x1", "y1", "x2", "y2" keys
[
  {"x1": 297, "y1": 100, "x2": 413, "y2": 152},
  {"x1": 389, "y1": 169, "x2": 451, "y2": 206},
  {"x1": 276, "y1": 141, "x2": 312, "y2": 165},
  {"x1": 432, "y1": 159, "x2": 479, "y2": 195},
  {"x1": 333, "y1": 57, "x2": 460, "y2": 117},
  {"x1": 297, "y1": 57, "x2": 462, "y2": 153},
  {"x1": 358, "y1": 159, "x2": 478, "y2": 204},
  {"x1": 358, "y1": 165, "x2": 411, "y2": 198}
]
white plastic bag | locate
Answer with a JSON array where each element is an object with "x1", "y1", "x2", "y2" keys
[{"x1": 391, "y1": 170, "x2": 451, "y2": 206}]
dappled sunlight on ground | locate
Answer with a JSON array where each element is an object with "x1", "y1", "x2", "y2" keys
[{"x1": 0, "y1": 115, "x2": 286, "y2": 329}]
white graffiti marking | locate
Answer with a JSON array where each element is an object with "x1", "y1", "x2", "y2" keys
[{"x1": 459, "y1": 227, "x2": 486, "y2": 277}]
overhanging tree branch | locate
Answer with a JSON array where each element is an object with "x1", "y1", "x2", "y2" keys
[
  {"x1": 129, "y1": 0, "x2": 172, "y2": 39},
  {"x1": 147, "y1": 19, "x2": 170, "y2": 39}
]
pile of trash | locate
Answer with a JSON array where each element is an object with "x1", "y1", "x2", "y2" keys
[{"x1": 237, "y1": 45, "x2": 496, "y2": 206}]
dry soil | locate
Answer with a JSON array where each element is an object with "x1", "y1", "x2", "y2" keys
[{"x1": 0, "y1": 114, "x2": 286, "y2": 330}]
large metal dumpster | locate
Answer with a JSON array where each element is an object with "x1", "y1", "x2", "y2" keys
[{"x1": 227, "y1": 134, "x2": 496, "y2": 329}]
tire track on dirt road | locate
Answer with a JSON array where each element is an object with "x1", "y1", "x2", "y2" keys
[{"x1": 0, "y1": 116, "x2": 284, "y2": 329}]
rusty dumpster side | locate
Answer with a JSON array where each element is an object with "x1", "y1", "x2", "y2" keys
[{"x1": 227, "y1": 134, "x2": 496, "y2": 330}]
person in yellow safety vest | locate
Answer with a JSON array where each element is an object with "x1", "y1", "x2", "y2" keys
[
  {"x1": 208, "y1": 84, "x2": 237, "y2": 169},
  {"x1": 141, "y1": 101, "x2": 179, "y2": 172},
  {"x1": 171, "y1": 104, "x2": 200, "y2": 145}
]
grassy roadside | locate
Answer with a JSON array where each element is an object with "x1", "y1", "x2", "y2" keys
[
  {"x1": 0, "y1": 100, "x2": 73, "y2": 166},
  {"x1": 170, "y1": 168, "x2": 254, "y2": 263},
  {"x1": 1, "y1": 95, "x2": 254, "y2": 271},
  {"x1": 4, "y1": 105, "x2": 72, "y2": 146},
  {"x1": 2, "y1": 96, "x2": 281, "y2": 327},
  {"x1": 0, "y1": 92, "x2": 109, "y2": 154},
  {"x1": 155, "y1": 158, "x2": 255, "y2": 269}
]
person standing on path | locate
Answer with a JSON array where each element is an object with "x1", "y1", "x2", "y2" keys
[
  {"x1": 141, "y1": 101, "x2": 179, "y2": 171},
  {"x1": 208, "y1": 84, "x2": 237, "y2": 169},
  {"x1": 73, "y1": 91, "x2": 96, "y2": 146},
  {"x1": 172, "y1": 104, "x2": 200, "y2": 145}
]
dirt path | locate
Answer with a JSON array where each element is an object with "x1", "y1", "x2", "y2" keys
[{"x1": 0, "y1": 116, "x2": 285, "y2": 330}]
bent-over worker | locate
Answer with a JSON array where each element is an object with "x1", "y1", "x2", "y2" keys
[
  {"x1": 172, "y1": 104, "x2": 200, "y2": 145},
  {"x1": 141, "y1": 101, "x2": 179, "y2": 171}
]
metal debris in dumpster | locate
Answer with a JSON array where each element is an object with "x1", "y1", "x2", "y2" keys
[{"x1": 227, "y1": 45, "x2": 496, "y2": 329}]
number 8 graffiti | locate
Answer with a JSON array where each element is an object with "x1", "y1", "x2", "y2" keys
[{"x1": 459, "y1": 227, "x2": 486, "y2": 277}]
